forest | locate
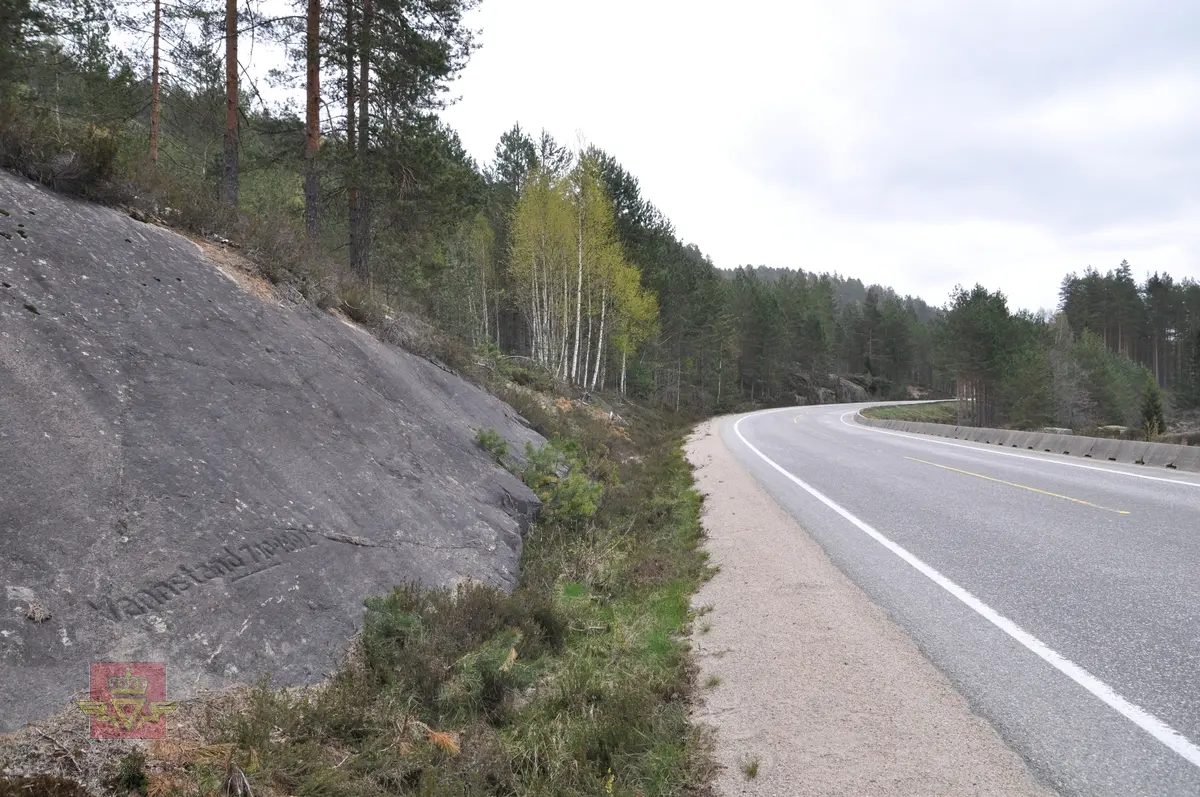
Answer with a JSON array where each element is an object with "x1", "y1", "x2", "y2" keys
[{"x1": 2, "y1": 0, "x2": 1197, "y2": 435}]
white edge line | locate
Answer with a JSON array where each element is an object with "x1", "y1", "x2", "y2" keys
[
  {"x1": 838, "y1": 410, "x2": 1200, "y2": 488},
  {"x1": 732, "y1": 409, "x2": 1200, "y2": 770}
]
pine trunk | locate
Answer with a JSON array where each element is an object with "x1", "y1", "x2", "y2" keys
[
  {"x1": 149, "y1": 0, "x2": 161, "y2": 164},
  {"x1": 345, "y1": 0, "x2": 357, "y2": 265},
  {"x1": 353, "y1": 0, "x2": 372, "y2": 283},
  {"x1": 303, "y1": 0, "x2": 321, "y2": 238},
  {"x1": 222, "y1": 0, "x2": 238, "y2": 206}
]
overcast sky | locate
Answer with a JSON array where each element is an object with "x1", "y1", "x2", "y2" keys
[{"x1": 440, "y1": 0, "x2": 1200, "y2": 312}]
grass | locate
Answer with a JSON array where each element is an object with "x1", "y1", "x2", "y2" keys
[
  {"x1": 703, "y1": 675, "x2": 721, "y2": 689},
  {"x1": 862, "y1": 401, "x2": 959, "y2": 424},
  {"x1": 73, "y1": 397, "x2": 717, "y2": 797},
  {"x1": 740, "y1": 757, "x2": 760, "y2": 780}
]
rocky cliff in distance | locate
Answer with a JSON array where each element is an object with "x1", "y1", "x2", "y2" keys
[{"x1": 0, "y1": 172, "x2": 543, "y2": 730}]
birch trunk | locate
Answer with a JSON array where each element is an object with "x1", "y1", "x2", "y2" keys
[
  {"x1": 559, "y1": 278, "x2": 570, "y2": 378},
  {"x1": 480, "y1": 261, "x2": 489, "y2": 344},
  {"x1": 583, "y1": 289, "x2": 593, "y2": 389},
  {"x1": 591, "y1": 289, "x2": 606, "y2": 390},
  {"x1": 571, "y1": 208, "x2": 583, "y2": 383}
]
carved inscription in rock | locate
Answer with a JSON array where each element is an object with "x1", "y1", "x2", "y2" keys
[{"x1": 87, "y1": 529, "x2": 319, "y2": 621}]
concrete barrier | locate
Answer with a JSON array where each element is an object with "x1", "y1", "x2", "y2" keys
[
  {"x1": 854, "y1": 410, "x2": 1200, "y2": 473},
  {"x1": 1063, "y1": 436, "x2": 1097, "y2": 458},
  {"x1": 1144, "y1": 444, "x2": 1182, "y2": 468},
  {"x1": 1004, "y1": 430, "x2": 1032, "y2": 447},
  {"x1": 1041, "y1": 434, "x2": 1072, "y2": 454},
  {"x1": 1171, "y1": 447, "x2": 1200, "y2": 471},
  {"x1": 1021, "y1": 432, "x2": 1051, "y2": 450},
  {"x1": 1085, "y1": 438, "x2": 1122, "y2": 461},
  {"x1": 1112, "y1": 440, "x2": 1151, "y2": 464}
]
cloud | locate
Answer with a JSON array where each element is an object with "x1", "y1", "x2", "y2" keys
[{"x1": 441, "y1": 0, "x2": 1200, "y2": 311}]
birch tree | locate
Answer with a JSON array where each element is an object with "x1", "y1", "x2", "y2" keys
[
  {"x1": 509, "y1": 166, "x2": 574, "y2": 375},
  {"x1": 568, "y1": 153, "x2": 622, "y2": 385}
]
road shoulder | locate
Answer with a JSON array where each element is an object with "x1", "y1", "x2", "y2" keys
[{"x1": 687, "y1": 417, "x2": 1055, "y2": 796}]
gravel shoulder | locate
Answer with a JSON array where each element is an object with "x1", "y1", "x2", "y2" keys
[{"x1": 687, "y1": 417, "x2": 1057, "y2": 796}]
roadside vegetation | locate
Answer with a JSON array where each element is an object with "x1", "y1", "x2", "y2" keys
[
  {"x1": 1, "y1": 378, "x2": 715, "y2": 796},
  {"x1": 861, "y1": 402, "x2": 960, "y2": 424},
  {"x1": 188, "y1": 393, "x2": 713, "y2": 796}
]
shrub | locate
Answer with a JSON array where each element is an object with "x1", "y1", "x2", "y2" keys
[
  {"x1": 112, "y1": 749, "x2": 148, "y2": 795},
  {"x1": 338, "y1": 282, "x2": 388, "y2": 327},
  {"x1": 519, "y1": 441, "x2": 603, "y2": 525},
  {"x1": 503, "y1": 362, "x2": 553, "y2": 392},
  {"x1": 1142, "y1": 373, "x2": 1166, "y2": 440},
  {"x1": 0, "y1": 102, "x2": 123, "y2": 196},
  {"x1": 475, "y1": 427, "x2": 509, "y2": 464},
  {"x1": 360, "y1": 581, "x2": 566, "y2": 722}
]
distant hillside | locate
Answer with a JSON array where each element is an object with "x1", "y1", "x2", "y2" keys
[{"x1": 723, "y1": 265, "x2": 941, "y2": 324}]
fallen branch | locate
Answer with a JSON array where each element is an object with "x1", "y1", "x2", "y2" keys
[{"x1": 33, "y1": 726, "x2": 82, "y2": 773}]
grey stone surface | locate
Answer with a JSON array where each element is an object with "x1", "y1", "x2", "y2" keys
[
  {"x1": 834, "y1": 377, "x2": 869, "y2": 403},
  {"x1": 0, "y1": 173, "x2": 544, "y2": 729}
]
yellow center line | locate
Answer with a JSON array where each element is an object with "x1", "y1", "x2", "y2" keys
[{"x1": 905, "y1": 456, "x2": 1131, "y2": 515}]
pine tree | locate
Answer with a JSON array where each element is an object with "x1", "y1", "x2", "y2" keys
[{"x1": 1174, "y1": 327, "x2": 1200, "y2": 411}]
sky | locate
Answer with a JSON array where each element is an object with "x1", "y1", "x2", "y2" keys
[{"x1": 439, "y1": 0, "x2": 1200, "y2": 313}]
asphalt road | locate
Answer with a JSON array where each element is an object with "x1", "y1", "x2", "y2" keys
[{"x1": 723, "y1": 403, "x2": 1200, "y2": 797}]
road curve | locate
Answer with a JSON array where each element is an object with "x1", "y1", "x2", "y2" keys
[{"x1": 723, "y1": 403, "x2": 1200, "y2": 797}]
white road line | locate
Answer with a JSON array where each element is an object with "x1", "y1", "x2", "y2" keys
[
  {"x1": 836, "y1": 410, "x2": 1200, "y2": 489},
  {"x1": 733, "y1": 410, "x2": 1200, "y2": 771}
]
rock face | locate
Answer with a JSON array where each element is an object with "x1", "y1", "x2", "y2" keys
[
  {"x1": 0, "y1": 173, "x2": 543, "y2": 730},
  {"x1": 834, "y1": 377, "x2": 869, "y2": 403}
]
